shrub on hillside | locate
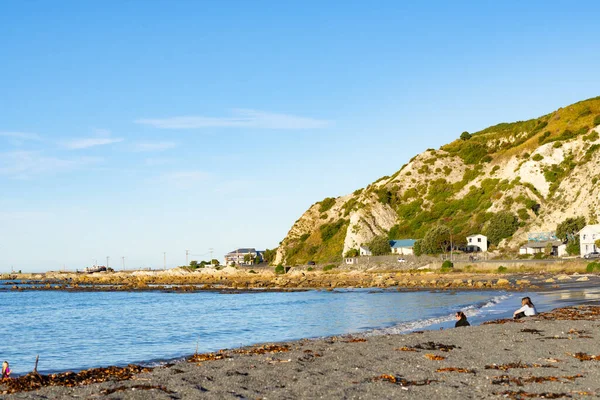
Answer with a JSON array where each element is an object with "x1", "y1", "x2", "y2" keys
[
  {"x1": 320, "y1": 220, "x2": 346, "y2": 242},
  {"x1": 532, "y1": 154, "x2": 543, "y2": 161},
  {"x1": 460, "y1": 131, "x2": 471, "y2": 140},
  {"x1": 484, "y1": 212, "x2": 519, "y2": 245},
  {"x1": 323, "y1": 264, "x2": 336, "y2": 272},
  {"x1": 319, "y1": 197, "x2": 336, "y2": 213},
  {"x1": 275, "y1": 265, "x2": 285, "y2": 274},
  {"x1": 497, "y1": 266, "x2": 508, "y2": 273},
  {"x1": 344, "y1": 248, "x2": 359, "y2": 258},
  {"x1": 421, "y1": 225, "x2": 451, "y2": 254},
  {"x1": 594, "y1": 115, "x2": 600, "y2": 127}
]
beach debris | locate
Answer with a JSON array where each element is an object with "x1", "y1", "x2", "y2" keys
[
  {"x1": 544, "y1": 358, "x2": 561, "y2": 363},
  {"x1": 232, "y1": 344, "x2": 291, "y2": 355},
  {"x1": 435, "y1": 367, "x2": 475, "y2": 374},
  {"x1": 567, "y1": 329, "x2": 593, "y2": 338},
  {"x1": 343, "y1": 337, "x2": 367, "y2": 343},
  {"x1": 100, "y1": 384, "x2": 176, "y2": 395},
  {"x1": 1, "y1": 364, "x2": 152, "y2": 394},
  {"x1": 424, "y1": 354, "x2": 446, "y2": 361},
  {"x1": 485, "y1": 361, "x2": 558, "y2": 371},
  {"x1": 395, "y1": 346, "x2": 419, "y2": 352},
  {"x1": 413, "y1": 342, "x2": 458, "y2": 352},
  {"x1": 567, "y1": 352, "x2": 600, "y2": 361},
  {"x1": 483, "y1": 318, "x2": 523, "y2": 325},
  {"x1": 373, "y1": 374, "x2": 437, "y2": 386},
  {"x1": 188, "y1": 351, "x2": 229, "y2": 363},
  {"x1": 520, "y1": 328, "x2": 544, "y2": 335},
  {"x1": 491, "y1": 374, "x2": 583, "y2": 386},
  {"x1": 495, "y1": 390, "x2": 572, "y2": 399}
]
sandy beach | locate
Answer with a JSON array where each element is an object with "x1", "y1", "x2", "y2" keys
[{"x1": 2, "y1": 304, "x2": 599, "y2": 399}]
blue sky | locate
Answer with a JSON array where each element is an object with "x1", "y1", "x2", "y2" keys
[{"x1": 1, "y1": 1, "x2": 599, "y2": 271}]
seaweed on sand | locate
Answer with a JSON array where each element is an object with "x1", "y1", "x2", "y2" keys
[
  {"x1": 373, "y1": 374, "x2": 437, "y2": 386},
  {"x1": 1, "y1": 364, "x2": 152, "y2": 394}
]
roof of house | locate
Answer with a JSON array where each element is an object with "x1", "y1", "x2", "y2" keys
[
  {"x1": 359, "y1": 246, "x2": 370, "y2": 250},
  {"x1": 389, "y1": 239, "x2": 416, "y2": 248},
  {"x1": 520, "y1": 240, "x2": 563, "y2": 249},
  {"x1": 225, "y1": 248, "x2": 256, "y2": 255},
  {"x1": 578, "y1": 224, "x2": 600, "y2": 234},
  {"x1": 467, "y1": 234, "x2": 486, "y2": 238}
]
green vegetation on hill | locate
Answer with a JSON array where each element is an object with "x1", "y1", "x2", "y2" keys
[{"x1": 279, "y1": 97, "x2": 600, "y2": 264}]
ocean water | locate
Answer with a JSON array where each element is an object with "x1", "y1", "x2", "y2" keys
[{"x1": 0, "y1": 284, "x2": 598, "y2": 375}]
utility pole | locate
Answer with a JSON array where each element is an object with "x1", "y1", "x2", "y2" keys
[
  {"x1": 163, "y1": 252, "x2": 166, "y2": 270},
  {"x1": 122, "y1": 256, "x2": 125, "y2": 270},
  {"x1": 209, "y1": 248, "x2": 214, "y2": 264},
  {"x1": 186, "y1": 249, "x2": 189, "y2": 266},
  {"x1": 106, "y1": 256, "x2": 110, "y2": 269}
]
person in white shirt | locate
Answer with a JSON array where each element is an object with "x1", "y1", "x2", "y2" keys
[{"x1": 513, "y1": 296, "x2": 537, "y2": 319}]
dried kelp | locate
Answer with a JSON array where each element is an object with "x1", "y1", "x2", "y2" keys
[
  {"x1": 395, "y1": 346, "x2": 419, "y2": 352},
  {"x1": 2, "y1": 364, "x2": 152, "y2": 394},
  {"x1": 521, "y1": 328, "x2": 544, "y2": 335},
  {"x1": 373, "y1": 374, "x2": 437, "y2": 386},
  {"x1": 424, "y1": 354, "x2": 446, "y2": 361},
  {"x1": 567, "y1": 352, "x2": 599, "y2": 361},
  {"x1": 485, "y1": 361, "x2": 558, "y2": 371},
  {"x1": 232, "y1": 344, "x2": 290, "y2": 355},
  {"x1": 413, "y1": 342, "x2": 459, "y2": 352},
  {"x1": 436, "y1": 367, "x2": 475, "y2": 374},
  {"x1": 495, "y1": 390, "x2": 572, "y2": 399},
  {"x1": 492, "y1": 374, "x2": 583, "y2": 386},
  {"x1": 343, "y1": 337, "x2": 367, "y2": 343},
  {"x1": 188, "y1": 351, "x2": 229, "y2": 363}
]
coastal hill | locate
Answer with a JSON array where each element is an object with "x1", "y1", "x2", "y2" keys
[{"x1": 275, "y1": 97, "x2": 600, "y2": 265}]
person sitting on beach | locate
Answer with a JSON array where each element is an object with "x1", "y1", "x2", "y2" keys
[
  {"x1": 454, "y1": 311, "x2": 470, "y2": 327},
  {"x1": 2, "y1": 361, "x2": 11, "y2": 379},
  {"x1": 513, "y1": 296, "x2": 537, "y2": 319}
]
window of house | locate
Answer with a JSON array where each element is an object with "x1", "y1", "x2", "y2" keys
[
  {"x1": 468, "y1": 238, "x2": 472, "y2": 242},
  {"x1": 583, "y1": 234, "x2": 587, "y2": 240},
  {"x1": 477, "y1": 238, "x2": 481, "y2": 242}
]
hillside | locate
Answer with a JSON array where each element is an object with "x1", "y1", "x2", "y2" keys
[{"x1": 275, "y1": 97, "x2": 600, "y2": 265}]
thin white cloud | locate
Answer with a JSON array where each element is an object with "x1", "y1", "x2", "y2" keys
[
  {"x1": 0, "y1": 151, "x2": 101, "y2": 179},
  {"x1": 64, "y1": 137, "x2": 124, "y2": 150},
  {"x1": 135, "y1": 109, "x2": 330, "y2": 130},
  {"x1": 134, "y1": 141, "x2": 177, "y2": 152},
  {"x1": 0, "y1": 131, "x2": 41, "y2": 141}
]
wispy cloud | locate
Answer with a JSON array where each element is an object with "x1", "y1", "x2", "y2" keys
[
  {"x1": 63, "y1": 129, "x2": 124, "y2": 150},
  {"x1": 134, "y1": 141, "x2": 177, "y2": 152},
  {"x1": 0, "y1": 151, "x2": 101, "y2": 179},
  {"x1": 64, "y1": 137, "x2": 124, "y2": 150},
  {"x1": 135, "y1": 109, "x2": 330, "y2": 130},
  {"x1": 0, "y1": 131, "x2": 41, "y2": 141}
]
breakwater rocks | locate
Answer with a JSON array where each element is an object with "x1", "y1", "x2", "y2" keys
[{"x1": 4, "y1": 267, "x2": 594, "y2": 292}]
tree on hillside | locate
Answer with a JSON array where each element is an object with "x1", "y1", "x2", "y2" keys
[
  {"x1": 460, "y1": 131, "x2": 471, "y2": 141},
  {"x1": 344, "y1": 248, "x2": 359, "y2": 257},
  {"x1": 368, "y1": 235, "x2": 391, "y2": 256},
  {"x1": 421, "y1": 225, "x2": 451, "y2": 254},
  {"x1": 263, "y1": 249, "x2": 277, "y2": 265},
  {"x1": 484, "y1": 212, "x2": 519, "y2": 245},
  {"x1": 556, "y1": 216, "x2": 586, "y2": 242},
  {"x1": 413, "y1": 240, "x2": 423, "y2": 256},
  {"x1": 243, "y1": 254, "x2": 252, "y2": 263},
  {"x1": 189, "y1": 260, "x2": 198, "y2": 268}
]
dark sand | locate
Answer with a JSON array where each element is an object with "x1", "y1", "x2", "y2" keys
[{"x1": 2, "y1": 305, "x2": 600, "y2": 399}]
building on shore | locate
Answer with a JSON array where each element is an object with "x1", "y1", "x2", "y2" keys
[
  {"x1": 389, "y1": 239, "x2": 416, "y2": 255},
  {"x1": 466, "y1": 234, "x2": 488, "y2": 252},
  {"x1": 359, "y1": 246, "x2": 372, "y2": 256},
  {"x1": 519, "y1": 240, "x2": 567, "y2": 256},
  {"x1": 224, "y1": 248, "x2": 263, "y2": 266},
  {"x1": 578, "y1": 224, "x2": 600, "y2": 256}
]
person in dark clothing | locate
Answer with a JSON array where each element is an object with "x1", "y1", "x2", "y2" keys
[{"x1": 455, "y1": 311, "x2": 470, "y2": 327}]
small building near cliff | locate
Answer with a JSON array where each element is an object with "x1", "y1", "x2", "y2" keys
[
  {"x1": 578, "y1": 224, "x2": 600, "y2": 256},
  {"x1": 389, "y1": 239, "x2": 416, "y2": 255},
  {"x1": 519, "y1": 240, "x2": 567, "y2": 256},
  {"x1": 359, "y1": 246, "x2": 372, "y2": 256},
  {"x1": 466, "y1": 234, "x2": 488, "y2": 252}
]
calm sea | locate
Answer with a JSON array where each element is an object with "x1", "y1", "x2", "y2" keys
[{"x1": 1, "y1": 284, "x2": 598, "y2": 375}]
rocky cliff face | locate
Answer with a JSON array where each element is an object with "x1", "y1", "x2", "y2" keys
[{"x1": 275, "y1": 97, "x2": 600, "y2": 265}]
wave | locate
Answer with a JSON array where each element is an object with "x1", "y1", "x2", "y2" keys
[{"x1": 365, "y1": 293, "x2": 513, "y2": 336}]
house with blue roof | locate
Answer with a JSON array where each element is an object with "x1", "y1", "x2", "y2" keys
[{"x1": 389, "y1": 239, "x2": 416, "y2": 255}]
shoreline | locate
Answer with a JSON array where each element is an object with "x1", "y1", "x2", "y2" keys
[{"x1": 2, "y1": 303, "x2": 600, "y2": 398}]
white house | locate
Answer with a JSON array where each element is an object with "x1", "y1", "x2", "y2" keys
[
  {"x1": 519, "y1": 240, "x2": 567, "y2": 256},
  {"x1": 389, "y1": 239, "x2": 416, "y2": 255},
  {"x1": 224, "y1": 248, "x2": 260, "y2": 266},
  {"x1": 578, "y1": 224, "x2": 600, "y2": 257},
  {"x1": 466, "y1": 234, "x2": 488, "y2": 252},
  {"x1": 344, "y1": 257, "x2": 358, "y2": 265},
  {"x1": 359, "y1": 246, "x2": 372, "y2": 256}
]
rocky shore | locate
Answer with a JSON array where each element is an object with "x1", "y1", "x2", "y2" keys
[
  {"x1": 2, "y1": 263, "x2": 596, "y2": 292},
  {"x1": 2, "y1": 305, "x2": 599, "y2": 399}
]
